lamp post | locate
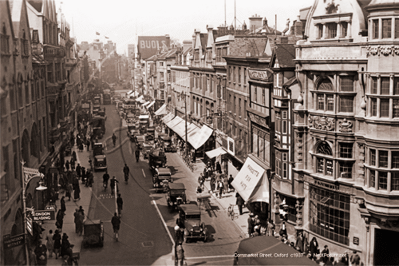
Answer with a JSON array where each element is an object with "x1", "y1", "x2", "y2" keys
[
  {"x1": 21, "y1": 161, "x2": 46, "y2": 265},
  {"x1": 184, "y1": 91, "x2": 188, "y2": 159}
]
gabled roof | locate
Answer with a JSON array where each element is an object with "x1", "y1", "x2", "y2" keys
[
  {"x1": 272, "y1": 43, "x2": 296, "y2": 68},
  {"x1": 282, "y1": 76, "x2": 297, "y2": 89},
  {"x1": 200, "y1": 33, "x2": 207, "y2": 51},
  {"x1": 165, "y1": 48, "x2": 178, "y2": 59},
  {"x1": 183, "y1": 46, "x2": 192, "y2": 55},
  {"x1": 10, "y1": 0, "x2": 31, "y2": 40}
]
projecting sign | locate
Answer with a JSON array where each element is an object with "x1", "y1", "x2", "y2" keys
[
  {"x1": 3, "y1": 234, "x2": 25, "y2": 250},
  {"x1": 138, "y1": 36, "x2": 170, "y2": 60},
  {"x1": 32, "y1": 210, "x2": 55, "y2": 221}
]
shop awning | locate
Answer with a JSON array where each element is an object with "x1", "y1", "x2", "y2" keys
[
  {"x1": 136, "y1": 95, "x2": 144, "y2": 102},
  {"x1": 189, "y1": 125, "x2": 213, "y2": 150},
  {"x1": 155, "y1": 104, "x2": 168, "y2": 115},
  {"x1": 139, "y1": 115, "x2": 149, "y2": 120},
  {"x1": 162, "y1": 113, "x2": 174, "y2": 124},
  {"x1": 142, "y1": 101, "x2": 150, "y2": 106},
  {"x1": 236, "y1": 236, "x2": 317, "y2": 265},
  {"x1": 170, "y1": 119, "x2": 186, "y2": 137},
  {"x1": 231, "y1": 157, "x2": 268, "y2": 203},
  {"x1": 205, "y1": 147, "x2": 227, "y2": 159},
  {"x1": 166, "y1": 116, "x2": 184, "y2": 129},
  {"x1": 182, "y1": 123, "x2": 201, "y2": 140},
  {"x1": 146, "y1": 101, "x2": 155, "y2": 109}
]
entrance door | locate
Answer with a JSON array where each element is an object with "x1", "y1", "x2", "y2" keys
[{"x1": 374, "y1": 228, "x2": 399, "y2": 265}]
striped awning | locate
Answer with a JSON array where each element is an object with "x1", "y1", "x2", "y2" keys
[
  {"x1": 162, "y1": 113, "x2": 175, "y2": 124},
  {"x1": 166, "y1": 116, "x2": 184, "y2": 129},
  {"x1": 146, "y1": 101, "x2": 155, "y2": 109},
  {"x1": 181, "y1": 123, "x2": 201, "y2": 140},
  {"x1": 170, "y1": 119, "x2": 186, "y2": 137},
  {"x1": 189, "y1": 125, "x2": 213, "y2": 150},
  {"x1": 155, "y1": 104, "x2": 167, "y2": 115},
  {"x1": 205, "y1": 147, "x2": 227, "y2": 158},
  {"x1": 142, "y1": 101, "x2": 150, "y2": 106}
]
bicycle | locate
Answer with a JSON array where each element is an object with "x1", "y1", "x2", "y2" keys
[{"x1": 227, "y1": 204, "x2": 237, "y2": 220}]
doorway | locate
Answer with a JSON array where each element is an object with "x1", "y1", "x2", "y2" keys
[{"x1": 374, "y1": 228, "x2": 399, "y2": 265}]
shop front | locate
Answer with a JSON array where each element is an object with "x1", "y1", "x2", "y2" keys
[{"x1": 232, "y1": 155, "x2": 271, "y2": 222}]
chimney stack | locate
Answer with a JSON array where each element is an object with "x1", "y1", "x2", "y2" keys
[
  {"x1": 294, "y1": 15, "x2": 303, "y2": 37},
  {"x1": 249, "y1": 14, "x2": 263, "y2": 33}
]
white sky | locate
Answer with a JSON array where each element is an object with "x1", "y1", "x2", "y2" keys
[{"x1": 57, "y1": 0, "x2": 314, "y2": 54}]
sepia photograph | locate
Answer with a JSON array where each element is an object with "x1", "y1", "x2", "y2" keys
[{"x1": 1, "y1": 0, "x2": 398, "y2": 265}]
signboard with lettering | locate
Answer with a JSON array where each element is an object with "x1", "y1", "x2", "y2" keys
[
  {"x1": 353, "y1": 236, "x2": 359, "y2": 245},
  {"x1": 248, "y1": 69, "x2": 273, "y2": 82},
  {"x1": 231, "y1": 157, "x2": 265, "y2": 202},
  {"x1": 32, "y1": 210, "x2": 55, "y2": 221},
  {"x1": 3, "y1": 234, "x2": 25, "y2": 250},
  {"x1": 138, "y1": 36, "x2": 170, "y2": 60},
  {"x1": 43, "y1": 45, "x2": 65, "y2": 60},
  {"x1": 314, "y1": 180, "x2": 340, "y2": 191},
  {"x1": 227, "y1": 137, "x2": 235, "y2": 156}
]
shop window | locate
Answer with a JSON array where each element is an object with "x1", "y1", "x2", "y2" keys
[
  {"x1": 379, "y1": 150, "x2": 388, "y2": 168},
  {"x1": 379, "y1": 171, "x2": 388, "y2": 190},
  {"x1": 340, "y1": 76, "x2": 353, "y2": 91},
  {"x1": 382, "y1": 19, "x2": 392, "y2": 39},
  {"x1": 373, "y1": 19, "x2": 379, "y2": 39},
  {"x1": 339, "y1": 96, "x2": 353, "y2": 113},
  {"x1": 309, "y1": 186, "x2": 350, "y2": 245},
  {"x1": 285, "y1": 197, "x2": 297, "y2": 223},
  {"x1": 392, "y1": 172, "x2": 399, "y2": 190}
]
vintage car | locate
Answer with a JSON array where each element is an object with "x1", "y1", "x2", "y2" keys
[
  {"x1": 152, "y1": 167, "x2": 172, "y2": 192},
  {"x1": 82, "y1": 219, "x2": 104, "y2": 248},
  {"x1": 149, "y1": 148, "x2": 167, "y2": 170},
  {"x1": 94, "y1": 155, "x2": 107, "y2": 171},
  {"x1": 135, "y1": 135, "x2": 146, "y2": 150},
  {"x1": 158, "y1": 134, "x2": 177, "y2": 152},
  {"x1": 166, "y1": 183, "x2": 187, "y2": 210},
  {"x1": 178, "y1": 204, "x2": 207, "y2": 242},
  {"x1": 141, "y1": 143, "x2": 154, "y2": 159}
]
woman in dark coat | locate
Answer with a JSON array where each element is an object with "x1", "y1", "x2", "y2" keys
[
  {"x1": 60, "y1": 196, "x2": 66, "y2": 213},
  {"x1": 65, "y1": 160, "x2": 70, "y2": 171},
  {"x1": 309, "y1": 236, "x2": 319, "y2": 261},
  {"x1": 74, "y1": 183, "x2": 80, "y2": 201},
  {"x1": 60, "y1": 233, "x2": 70, "y2": 258},
  {"x1": 56, "y1": 209, "x2": 65, "y2": 232},
  {"x1": 53, "y1": 230, "x2": 61, "y2": 259}
]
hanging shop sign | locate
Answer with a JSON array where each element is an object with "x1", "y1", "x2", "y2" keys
[
  {"x1": 32, "y1": 210, "x2": 55, "y2": 221},
  {"x1": 227, "y1": 137, "x2": 235, "y2": 156},
  {"x1": 3, "y1": 234, "x2": 26, "y2": 250}
]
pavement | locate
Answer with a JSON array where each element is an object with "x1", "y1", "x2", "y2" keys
[{"x1": 41, "y1": 137, "x2": 93, "y2": 265}]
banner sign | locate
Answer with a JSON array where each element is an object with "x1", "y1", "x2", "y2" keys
[
  {"x1": 32, "y1": 210, "x2": 55, "y2": 221},
  {"x1": 138, "y1": 36, "x2": 170, "y2": 60},
  {"x1": 23, "y1": 166, "x2": 42, "y2": 186},
  {"x1": 3, "y1": 234, "x2": 25, "y2": 250}
]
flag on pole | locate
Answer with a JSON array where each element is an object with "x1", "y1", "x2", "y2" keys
[{"x1": 96, "y1": 32, "x2": 100, "y2": 35}]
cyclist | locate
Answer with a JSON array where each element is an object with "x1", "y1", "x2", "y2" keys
[
  {"x1": 123, "y1": 164, "x2": 130, "y2": 183},
  {"x1": 110, "y1": 176, "x2": 119, "y2": 195},
  {"x1": 103, "y1": 170, "x2": 110, "y2": 191},
  {"x1": 112, "y1": 133, "x2": 117, "y2": 147}
]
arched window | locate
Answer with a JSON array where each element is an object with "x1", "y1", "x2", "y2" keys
[{"x1": 315, "y1": 141, "x2": 333, "y2": 176}]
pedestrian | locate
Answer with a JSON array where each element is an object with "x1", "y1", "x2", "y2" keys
[
  {"x1": 73, "y1": 209, "x2": 80, "y2": 234},
  {"x1": 53, "y1": 230, "x2": 61, "y2": 259},
  {"x1": 210, "y1": 175, "x2": 216, "y2": 193},
  {"x1": 65, "y1": 160, "x2": 70, "y2": 171},
  {"x1": 228, "y1": 174, "x2": 234, "y2": 192},
  {"x1": 66, "y1": 183, "x2": 73, "y2": 201},
  {"x1": 81, "y1": 167, "x2": 86, "y2": 184},
  {"x1": 72, "y1": 151, "x2": 77, "y2": 162},
  {"x1": 268, "y1": 219, "x2": 275, "y2": 236},
  {"x1": 280, "y1": 221, "x2": 287, "y2": 237},
  {"x1": 78, "y1": 206, "x2": 85, "y2": 218},
  {"x1": 103, "y1": 170, "x2": 110, "y2": 190},
  {"x1": 216, "y1": 161, "x2": 221, "y2": 173},
  {"x1": 295, "y1": 232, "x2": 304, "y2": 253},
  {"x1": 70, "y1": 157, "x2": 75, "y2": 171},
  {"x1": 74, "y1": 185, "x2": 80, "y2": 202},
  {"x1": 112, "y1": 133, "x2": 117, "y2": 147},
  {"x1": 76, "y1": 163, "x2": 81, "y2": 179},
  {"x1": 117, "y1": 194, "x2": 123, "y2": 217},
  {"x1": 45, "y1": 230, "x2": 54, "y2": 258},
  {"x1": 218, "y1": 179, "x2": 224, "y2": 198},
  {"x1": 110, "y1": 176, "x2": 118, "y2": 195},
  {"x1": 175, "y1": 244, "x2": 185, "y2": 266},
  {"x1": 350, "y1": 251, "x2": 361, "y2": 266},
  {"x1": 321, "y1": 245, "x2": 330, "y2": 265},
  {"x1": 223, "y1": 175, "x2": 229, "y2": 193},
  {"x1": 79, "y1": 142, "x2": 83, "y2": 152},
  {"x1": 34, "y1": 240, "x2": 47, "y2": 265},
  {"x1": 111, "y1": 212, "x2": 121, "y2": 241},
  {"x1": 247, "y1": 213, "x2": 254, "y2": 237},
  {"x1": 56, "y1": 210, "x2": 65, "y2": 232},
  {"x1": 174, "y1": 225, "x2": 182, "y2": 244},
  {"x1": 309, "y1": 237, "x2": 319, "y2": 261},
  {"x1": 236, "y1": 193, "x2": 244, "y2": 215},
  {"x1": 135, "y1": 148, "x2": 140, "y2": 162},
  {"x1": 64, "y1": 244, "x2": 74, "y2": 266},
  {"x1": 60, "y1": 233, "x2": 70, "y2": 258},
  {"x1": 60, "y1": 196, "x2": 66, "y2": 213},
  {"x1": 86, "y1": 139, "x2": 90, "y2": 151},
  {"x1": 77, "y1": 210, "x2": 84, "y2": 236},
  {"x1": 70, "y1": 134, "x2": 75, "y2": 146}
]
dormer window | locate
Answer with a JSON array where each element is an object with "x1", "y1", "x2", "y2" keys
[
  {"x1": 341, "y1": 22, "x2": 348, "y2": 38},
  {"x1": 326, "y1": 23, "x2": 337, "y2": 39},
  {"x1": 317, "y1": 24, "x2": 323, "y2": 39}
]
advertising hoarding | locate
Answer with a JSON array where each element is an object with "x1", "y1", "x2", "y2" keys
[{"x1": 138, "y1": 36, "x2": 170, "y2": 60}]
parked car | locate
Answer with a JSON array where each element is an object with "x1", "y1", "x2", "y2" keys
[
  {"x1": 166, "y1": 183, "x2": 187, "y2": 211},
  {"x1": 152, "y1": 167, "x2": 172, "y2": 192},
  {"x1": 136, "y1": 135, "x2": 146, "y2": 150},
  {"x1": 94, "y1": 155, "x2": 107, "y2": 171},
  {"x1": 158, "y1": 134, "x2": 176, "y2": 152},
  {"x1": 82, "y1": 219, "x2": 104, "y2": 248},
  {"x1": 142, "y1": 143, "x2": 154, "y2": 159},
  {"x1": 178, "y1": 204, "x2": 207, "y2": 242}
]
